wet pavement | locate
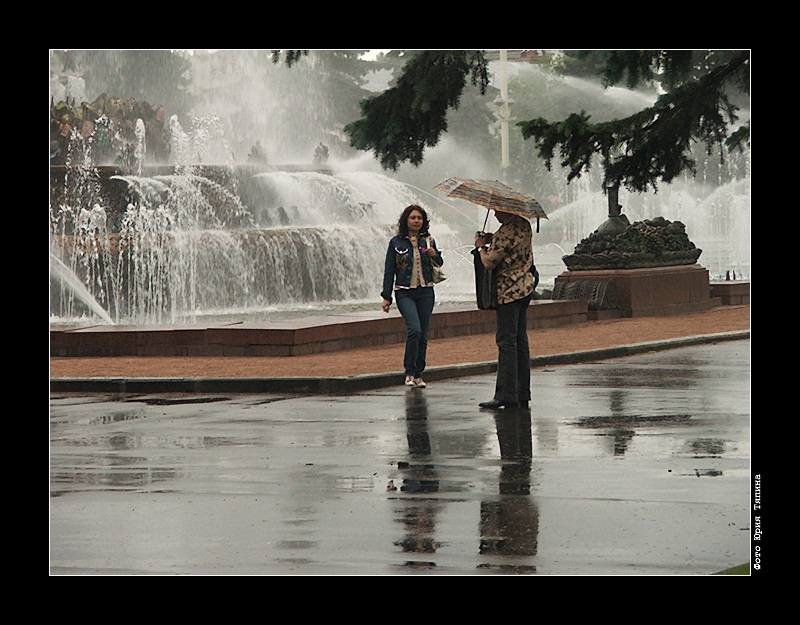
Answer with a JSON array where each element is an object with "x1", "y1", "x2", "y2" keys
[{"x1": 50, "y1": 340, "x2": 751, "y2": 575}]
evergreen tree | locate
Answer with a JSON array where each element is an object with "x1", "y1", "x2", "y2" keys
[
  {"x1": 344, "y1": 50, "x2": 490, "y2": 170},
  {"x1": 518, "y1": 50, "x2": 750, "y2": 211},
  {"x1": 344, "y1": 50, "x2": 750, "y2": 215}
]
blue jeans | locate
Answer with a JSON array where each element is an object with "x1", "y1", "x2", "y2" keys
[
  {"x1": 395, "y1": 287, "x2": 435, "y2": 377},
  {"x1": 494, "y1": 294, "x2": 532, "y2": 404}
]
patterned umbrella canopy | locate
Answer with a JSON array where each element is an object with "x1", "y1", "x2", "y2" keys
[{"x1": 434, "y1": 177, "x2": 547, "y2": 220}]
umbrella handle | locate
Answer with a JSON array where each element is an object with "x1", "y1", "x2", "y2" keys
[{"x1": 481, "y1": 209, "x2": 490, "y2": 233}]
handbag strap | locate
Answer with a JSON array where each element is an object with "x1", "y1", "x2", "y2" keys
[{"x1": 427, "y1": 236, "x2": 442, "y2": 267}]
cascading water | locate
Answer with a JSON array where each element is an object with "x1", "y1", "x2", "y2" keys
[
  {"x1": 49, "y1": 119, "x2": 479, "y2": 325},
  {"x1": 51, "y1": 52, "x2": 750, "y2": 327},
  {"x1": 50, "y1": 130, "x2": 122, "y2": 324},
  {"x1": 50, "y1": 253, "x2": 114, "y2": 325},
  {"x1": 50, "y1": 144, "x2": 749, "y2": 325}
]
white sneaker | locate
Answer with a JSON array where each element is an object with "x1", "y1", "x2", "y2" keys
[
  {"x1": 405, "y1": 375, "x2": 416, "y2": 386},
  {"x1": 414, "y1": 378, "x2": 426, "y2": 388}
]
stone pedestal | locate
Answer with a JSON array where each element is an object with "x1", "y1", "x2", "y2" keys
[
  {"x1": 710, "y1": 281, "x2": 750, "y2": 306},
  {"x1": 554, "y1": 264, "x2": 721, "y2": 318}
]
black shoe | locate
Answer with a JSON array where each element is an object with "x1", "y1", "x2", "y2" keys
[{"x1": 479, "y1": 399, "x2": 519, "y2": 409}]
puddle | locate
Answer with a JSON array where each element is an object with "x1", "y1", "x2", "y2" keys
[
  {"x1": 134, "y1": 396, "x2": 231, "y2": 406},
  {"x1": 574, "y1": 414, "x2": 693, "y2": 429},
  {"x1": 684, "y1": 438, "x2": 727, "y2": 457}
]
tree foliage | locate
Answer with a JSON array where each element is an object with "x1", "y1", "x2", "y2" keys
[
  {"x1": 271, "y1": 50, "x2": 309, "y2": 67},
  {"x1": 344, "y1": 51, "x2": 490, "y2": 170},
  {"x1": 52, "y1": 50, "x2": 193, "y2": 119},
  {"x1": 344, "y1": 50, "x2": 750, "y2": 197},
  {"x1": 518, "y1": 50, "x2": 750, "y2": 193}
]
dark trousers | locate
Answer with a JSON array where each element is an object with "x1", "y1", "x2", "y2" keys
[
  {"x1": 494, "y1": 294, "x2": 532, "y2": 403},
  {"x1": 395, "y1": 287, "x2": 435, "y2": 377}
]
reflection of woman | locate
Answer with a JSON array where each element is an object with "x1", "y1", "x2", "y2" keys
[{"x1": 382, "y1": 205, "x2": 444, "y2": 387}]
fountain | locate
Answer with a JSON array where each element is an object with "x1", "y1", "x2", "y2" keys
[
  {"x1": 538, "y1": 155, "x2": 751, "y2": 317},
  {"x1": 49, "y1": 115, "x2": 482, "y2": 327},
  {"x1": 50, "y1": 254, "x2": 114, "y2": 325},
  {"x1": 533, "y1": 164, "x2": 751, "y2": 284},
  {"x1": 497, "y1": 62, "x2": 750, "y2": 288},
  {"x1": 50, "y1": 51, "x2": 750, "y2": 335}
]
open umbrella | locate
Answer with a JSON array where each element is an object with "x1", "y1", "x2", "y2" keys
[
  {"x1": 434, "y1": 177, "x2": 547, "y2": 231},
  {"x1": 435, "y1": 177, "x2": 545, "y2": 310}
]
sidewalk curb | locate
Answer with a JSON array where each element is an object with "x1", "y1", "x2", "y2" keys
[{"x1": 49, "y1": 330, "x2": 749, "y2": 395}]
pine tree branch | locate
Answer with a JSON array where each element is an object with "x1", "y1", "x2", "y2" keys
[
  {"x1": 344, "y1": 51, "x2": 489, "y2": 171},
  {"x1": 518, "y1": 51, "x2": 750, "y2": 193}
]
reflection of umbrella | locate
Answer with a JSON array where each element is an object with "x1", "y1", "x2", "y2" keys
[{"x1": 434, "y1": 177, "x2": 547, "y2": 223}]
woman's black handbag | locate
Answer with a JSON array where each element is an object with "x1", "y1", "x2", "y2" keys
[
  {"x1": 472, "y1": 248, "x2": 498, "y2": 310},
  {"x1": 472, "y1": 248, "x2": 538, "y2": 310}
]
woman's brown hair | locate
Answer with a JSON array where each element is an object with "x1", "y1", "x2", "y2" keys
[{"x1": 396, "y1": 204, "x2": 430, "y2": 237}]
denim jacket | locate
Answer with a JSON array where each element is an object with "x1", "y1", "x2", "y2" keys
[{"x1": 381, "y1": 234, "x2": 444, "y2": 303}]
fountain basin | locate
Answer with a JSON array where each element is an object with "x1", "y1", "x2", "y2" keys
[{"x1": 50, "y1": 300, "x2": 588, "y2": 357}]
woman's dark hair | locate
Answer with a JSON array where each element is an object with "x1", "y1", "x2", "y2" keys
[{"x1": 397, "y1": 204, "x2": 430, "y2": 237}]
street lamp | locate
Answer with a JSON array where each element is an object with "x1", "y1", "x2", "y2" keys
[{"x1": 494, "y1": 50, "x2": 514, "y2": 181}]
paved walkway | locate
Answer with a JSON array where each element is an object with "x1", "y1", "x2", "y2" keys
[
  {"x1": 50, "y1": 305, "x2": 750, "y2": 393},
  {"x1": 50, "y1": 335, "x2": 752, "y2": 575}
]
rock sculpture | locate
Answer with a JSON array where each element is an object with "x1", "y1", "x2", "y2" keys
[{"x1": 563, "y1": 216, "x2": 702, "y2": 270}]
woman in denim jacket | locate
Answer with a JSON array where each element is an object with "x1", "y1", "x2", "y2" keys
[{"x1": 381, "y1": 204, "x2": 443, "y2": 387}]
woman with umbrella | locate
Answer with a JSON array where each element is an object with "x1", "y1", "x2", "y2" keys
[
  {"x1": 474, "y1": 209, "x2": 535, "y2": 408},
  {"x1": 434, "y1": 177, "x2": 545, "y2": 409},
  {"x1": 381, "y1": 204, "x2": 444, "y2": 388}
]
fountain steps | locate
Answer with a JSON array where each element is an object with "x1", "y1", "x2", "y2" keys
[{"x1": 50, "y1": 299, "x2": 588, "y2": 358}]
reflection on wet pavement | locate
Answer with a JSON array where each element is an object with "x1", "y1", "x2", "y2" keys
[{"x1": 50, "y1": 341, "x2": 750, "y2": 575}]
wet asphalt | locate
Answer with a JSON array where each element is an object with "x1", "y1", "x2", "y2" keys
[{"x1": 50, "y1": 339, "x2": 751, "y2": 575}]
